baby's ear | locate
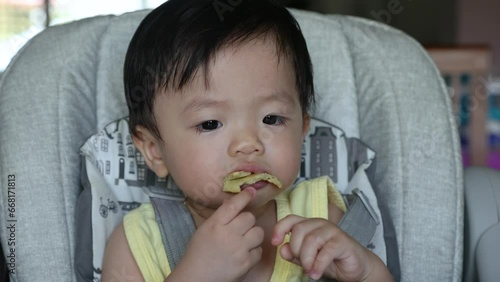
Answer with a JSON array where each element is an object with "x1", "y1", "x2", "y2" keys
[
  {"x1": 302, "y1": 115, "x2": 311, "y2": 139},
  {"x1": 132, "y1": 126, "x2": 169, "y2": 178}
]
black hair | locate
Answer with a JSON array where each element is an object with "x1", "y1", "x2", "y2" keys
[{"x1": 124, "y1": 0, "x2": 314, "y2": 140}]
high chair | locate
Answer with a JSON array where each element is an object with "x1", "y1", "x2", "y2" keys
[{"x1": 1, "y1": 7, "x2": 483, "y2": 282}]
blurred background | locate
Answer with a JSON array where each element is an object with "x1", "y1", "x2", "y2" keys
[{"x1": 1, "y1": 0, "x2": 499, "y2": 170}]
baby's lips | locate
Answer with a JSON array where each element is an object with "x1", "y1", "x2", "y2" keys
[{"x1": 231, "y1": 164, "x2": 267, "y2": 175}]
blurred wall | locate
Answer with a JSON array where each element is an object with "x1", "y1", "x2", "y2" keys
[
  {"x1": 457, "y1": 0, "x2": 500, "y2": 74},
  {"x1": 302, "y1": 0, "x2": 457, "y2": 45},
  {"x1": 297, "y1": 0, "x2": 500, "y2": 75}
]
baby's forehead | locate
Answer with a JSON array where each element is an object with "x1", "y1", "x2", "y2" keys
[
  {"x1": 212, "y1": 39, "x2": 292, "y2": 72},
  {"x1": 160, "y1": 38, "x2": 295, "y2": 95}
]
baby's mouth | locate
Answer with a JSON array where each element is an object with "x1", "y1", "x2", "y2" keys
[
  {"x1": 240, "y1": 180, "x2": 268, "y2": 190},
  {"x1": 222, "y1": 171, "x2": 282, "y2": 193}
]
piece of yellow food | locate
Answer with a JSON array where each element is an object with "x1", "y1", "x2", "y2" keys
[{"x1": 222, "y1": 171, "x2": 282, "y2": 193}]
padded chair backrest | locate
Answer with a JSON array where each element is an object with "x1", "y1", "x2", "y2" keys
[
  {"x1": 0, "y1": 8, "x2": 463, "y2": 282},
  {"x1": 464, "y1": 167, "x2": 500, "y2": 281}
]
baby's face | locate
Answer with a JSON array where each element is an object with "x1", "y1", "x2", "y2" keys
[{"x1": 153, "y1": 39, "x2": 309, "y2": 211}]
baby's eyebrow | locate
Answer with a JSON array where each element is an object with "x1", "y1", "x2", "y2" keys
[
  {"x1": 181, "y1": 98, "x2": 227, "y2": 115},
  {"x1": 256, "y1": 91, "x2": 297, "y2": 107},
  {"x1": 181, "y1": 91, "x2": 295, "y2": 115}
]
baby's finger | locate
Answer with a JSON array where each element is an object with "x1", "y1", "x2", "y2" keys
[
  {"x1": 248, "y1": 246, "x2": 263, "y2": 267},
  {"x1": 279, "y1": 243, "x2": 301, "y2": 265},
  {"x1": 213, "y1": 187, "x2": 256, "y2": 225},
  {"x1": 288, "y1": 220, "x2": 326, "y2": 260},
  {"x1": 312, "y1": 233, "x2": 357, "y2": 280},
  {"x1": 299, "y1": 225, "x2": 334, "y2": 272},
  {"x1": 243, "y1": 226, "x2": 265, "y2": 249},
  {"x1": 231, "y1": 211, "x2": 256, "y2": 235},
  {"x1": 311, "y1": 240, "x2": 344, "y2": 279},
  {"x1": 272, "y1": 215, "x2": 307, "y2": 246}
]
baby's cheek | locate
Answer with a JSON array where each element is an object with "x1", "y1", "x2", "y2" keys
[
  {"x1": 276, "y1": 150, "x2": 302, "y2": 187},
  {"x1": 188, "y1": 159, "x2": 226, "y2": 188}
]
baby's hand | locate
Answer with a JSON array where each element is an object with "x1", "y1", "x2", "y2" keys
[
  {"x1": 272, "y1": 215, "x2": 379, "y2": 281},
  {"x1": 173, "y1": 188, "x2": 264, "y2": 282}
]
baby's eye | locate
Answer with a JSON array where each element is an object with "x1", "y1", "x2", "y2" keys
[
  {"x1": 196, "y1": 120, "x2": 222, "y2": 132},
  {"x1": 263, "y1": 115, "x2": 286, "y2": 125}
]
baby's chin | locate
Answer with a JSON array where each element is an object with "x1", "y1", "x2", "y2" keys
[{"x1": 184, "y1": 196, "x2": 224, "y2": 213}]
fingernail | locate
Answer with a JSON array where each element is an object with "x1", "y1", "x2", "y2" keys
[
  {"x1": 247, "y1": 187, "x2": 256, "y2": 196},
  {"x1": 308, "y1": 271, "x2": 320, "y2": 280}
]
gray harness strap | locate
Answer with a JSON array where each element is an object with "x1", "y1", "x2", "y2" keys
[
  {"x1": 143, "y1": 179, "x2": 194, "y2": 272},
  {"x1": 147, "y1": 184, "x2": 379, "y2": 280},
  {"x1": 150, "y1": 197, "x2": 195, "y2": 271},
  {"x1": 339, "y1": 188, "x2": 379, "y2": 247}
]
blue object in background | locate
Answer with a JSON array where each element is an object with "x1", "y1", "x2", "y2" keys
[
  {"x1": 459, "y1": 73, "x2": 471, "y2": 127},
  {"x1": 489, "y1": 94, "x2": 500, "y2": 149},
  {"x1": 489, "y1": 96, "x2": 500, "y2": 121}
]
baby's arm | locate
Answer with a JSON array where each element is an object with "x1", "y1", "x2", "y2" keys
[
  {"x1": 101, "y1": 223, "x2": 145, "y2": 282},
  {"x1": 272, "y1": 203, "x2": 393, "y2": 282}
]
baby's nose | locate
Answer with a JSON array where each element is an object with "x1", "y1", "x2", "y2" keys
[{"x1": 228, "y1": 129, "x2": 266, "y2": 156}]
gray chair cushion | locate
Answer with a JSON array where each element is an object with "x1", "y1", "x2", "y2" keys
[
  {"x1": 463, "y1": 167, "x2": 500, "y2": 281},
  {"x1": 0, "y1": 8, "x2": 463, "y2": 282}
]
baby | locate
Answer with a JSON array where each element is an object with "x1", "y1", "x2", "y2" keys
[{"x1": 102, "y1": 0, "x2": 393, "y2": 281}]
